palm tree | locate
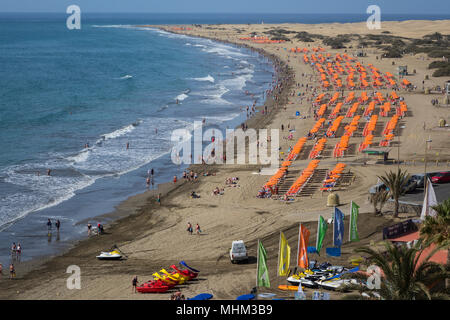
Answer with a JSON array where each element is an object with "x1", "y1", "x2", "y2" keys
[
  {"x1": 420, "y1": 198, "x2": 450, "y2": 247},
  {"x1": 377, "y1": 168, "x2": 410, "y2": 218},
  {"x1": 348, "y1": 241, "x2": 449, "y2": 300},
  {"x1": 369, "y1": 190, "x2": 390, "y2": 215},
  {"x1": 420, "y1": 198, "x2": 450, "y2": 287}
]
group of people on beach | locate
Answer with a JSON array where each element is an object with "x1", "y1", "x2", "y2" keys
[
  {"x1": 10, "y1": 242, "x2": 22, "y2": 260},
  {"x1": 186, "y1": 222, "x2": 202, "y2": 235},
  {"x1": 87, "y1": 223, "x2": 104, "y2": 236},
  {"x1": 1, "y1": 242, "x2": 22, "y2": 280},
  {"x1": 47, "y1": 218, "x2": 61, "y2": 233},
  {"x1": 182, "y1": 170, "x2": 198, "y2": 181}
]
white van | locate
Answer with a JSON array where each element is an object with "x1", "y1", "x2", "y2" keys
[{"x1": 230, "y1": 240, "x2": 248, "y2": 263}]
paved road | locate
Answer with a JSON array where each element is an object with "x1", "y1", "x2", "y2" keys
[{"x1": 399, "y1": 182, "x2": 450, "y2": 205}]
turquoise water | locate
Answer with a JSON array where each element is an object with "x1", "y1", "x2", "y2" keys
[{"x1": 0, "y1": 15, "x2": 275, "y2": 262}]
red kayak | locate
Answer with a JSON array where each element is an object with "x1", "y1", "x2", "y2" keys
[
  {"x1": 136, "y1": 280, "x2": 169, "y2": 293},
  {"x1": 147, "y1": 278, "x2": 176, "y2": 289},
  {"x1": 170, "y1": 264, "x2": 198, "y2": 280}
]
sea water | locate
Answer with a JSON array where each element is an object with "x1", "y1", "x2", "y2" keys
[{"x1": 0, "y1": 14, "x2": 275, "y2": 263}]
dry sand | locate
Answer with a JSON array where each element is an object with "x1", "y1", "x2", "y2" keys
[{"x1": 0, "y1": 20, "x2": 449, "y2": 300}]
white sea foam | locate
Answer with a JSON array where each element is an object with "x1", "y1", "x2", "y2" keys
[
  {"x1": 221, "y1": 73, "x2": 253, "y2": 91},
  {"x1": 196, "y1": 85, "x2": 232, "y2": 105},
  {"x1": 191, "y1": 75, "x2": 215, "y2": 83},
  {"x1": 119, "y1": 75, "x2": 133, "y2": 80},
  {"x1": 99, "y1": 123, "x2": 137, "y2": 142},
  {"x1": 0, "y1": 163, "x2": 96, "y2": 231},
  {"x1": 203, "y1": 45, "x2": 246, "y2": 58},
  {"x1": 66, "y1": 149, "x2": 90, "y2": 163},
  {"x1": 0, "y1": 117, "x2": 195, "y2": 230},
  {"x1": 175, "y1": 93, "x2": 189, "y2": 101},
  {"x1": 202, "y1": 113, "x2": 241, "y2": 124}
]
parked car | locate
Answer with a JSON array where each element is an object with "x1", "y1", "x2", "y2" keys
[
  {"x1": 410, "y1": 173, "x2": 438, "y2": 188},
  {"x1": 430, "y1": 171, "x2": 450, "y2": 184},
  {"x1": 369, "y1": 183, "x2": 387, "y2": 194},
  {"x1": 230, "y1": 240, "x2": 248, "y2": 264},
  {"x1": 369, "y1": 177, "x2": 417, "y2": 195}
]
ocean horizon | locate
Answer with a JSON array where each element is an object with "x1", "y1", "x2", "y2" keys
[{"x1": 1, "y1": 12, "x2": 450, "y2": 24}]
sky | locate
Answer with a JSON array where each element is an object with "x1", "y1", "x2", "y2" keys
[{"x1": 1, "y1": 0, "x2": 449, "y2": 14}]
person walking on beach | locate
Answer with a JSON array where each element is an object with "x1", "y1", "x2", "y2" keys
[
  {"x1": 55, "y1": 220, "x2": 61, "y2": 232},
  {"x1": 157, "y1": 193, "x2": 161, "y2": 206},
  {"x1": 132, "y1": 276, "x2": 138, "y2": 293},
  {"x1": 187, "y1": 222, "x2": 193, "y2": 235},
  {"x1": 97, "y1": 223, "x2": 104, "y2": 235},
  {"x1": 47, "y1": 219, "x2": 52, "y2": 232},
  {"x1": 195, "y1": 223, "x2": 202, "y2": 235},
  {"x1": 87, "y1": 223, "x2": 92, "y2": 236},
  {"x1": 173, "y1": 175, "x2": 177, "y2": 184},
  {"x1": 9, "y1": 264, "x2": 15, "y2": 279},
  {"x1": 16, "y1": 243, "x2": 22, "y2": 260},
  {"x1": 146, "y1": 177, "x2": 150, "y2": 189},
  {"x1": 11, "y1": 243, "x2": 16, "y2": 259}
]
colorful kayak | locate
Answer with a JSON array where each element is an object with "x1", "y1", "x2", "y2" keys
[
  {"x1": 170, "y1": 264, "x2": 198, "y2": 280},
  {"x1": 161, "y1": 268, "x2": 189, "y2": 283},
  {"x1": 153, "y1": 272, "x2": 179, "y2": 285},
  {"x1": 153, "y1": 272, "x2": 184, "y2": 285},
  {"x1": 180, "y1": 261, "x2": 200, "y2": 273},
  {"x1": 278, "y1": 285, "x2": 303, "y2": 291},
  {"x1": 136, "y1": 281, "x2": 169, "y2": 293}
]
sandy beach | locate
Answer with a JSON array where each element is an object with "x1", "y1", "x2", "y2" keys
[{"x1": 1, "y1": 19, "x2": 449, "y2": 300}]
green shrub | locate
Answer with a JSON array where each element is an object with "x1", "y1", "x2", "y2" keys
[
  {"x1": 432, "y1": 65, "x2": 450, "y2": 77},
  {"x1": 428, "y1": 61, "x2": 450, "y2": 69}
]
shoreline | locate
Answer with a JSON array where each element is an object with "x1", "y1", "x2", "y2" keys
[
  {"x1": 1, "y1": 19, "x2": 448, "y2": 300},
  {"x1": 0, "y1": 28, "x2": 289, "y2": 290}
]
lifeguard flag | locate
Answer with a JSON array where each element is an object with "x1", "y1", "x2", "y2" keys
[
  {"x1": 316, "y1": 215, "x2": 328, "y2": 254},
  {"x1": 278, "y1": 232, "x2": 291, "y2": 276},
  {"x1": 349, "y1": 201, "x2": 360, "y2": 242},
  {"x1": 257, "y1": 241, "x2": 270, "y2": 288},
  {"x1": 297, "y1": 224, "x2": 310, "y2": 269},
  {"x1": 333, "y1": 207, "x2": 345, "y2": 247}
]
